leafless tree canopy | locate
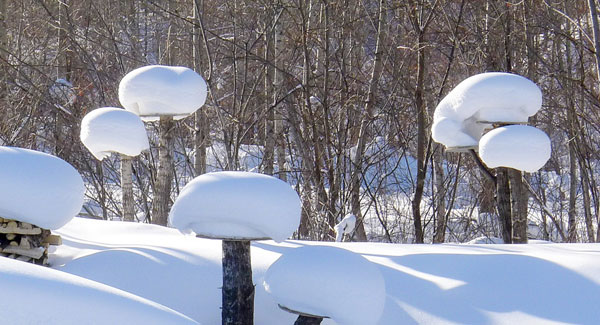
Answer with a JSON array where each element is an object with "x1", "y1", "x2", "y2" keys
[{"x1": 2, "y1": 0, "x2": 600, "y2": 243}]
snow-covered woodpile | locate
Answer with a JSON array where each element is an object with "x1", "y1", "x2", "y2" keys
[{"x1": 0, "y1": 217, "x2": 61, "y2": 265}]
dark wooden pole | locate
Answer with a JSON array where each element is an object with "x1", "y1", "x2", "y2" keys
[
  {"x1": 294, "y1": 315, "x2": 323, "y2": 325},
  {"x1": 496, "y1": 167, "x2": 513, "y2": 244},
  {"x1": 222, "y1": 240, "x2": 254, "y2": 325}
]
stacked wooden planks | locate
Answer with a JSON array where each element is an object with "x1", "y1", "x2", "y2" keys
[{"x1": 0, "y1": 217, "x2": 61, "y2": 265}]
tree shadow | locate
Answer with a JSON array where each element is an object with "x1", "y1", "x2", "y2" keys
[
  {"x1": 254, "y1": 241, "x2": 600, "y2": 324},
  {"x1": 375, "y1": 253, "x2": 600, "y2": 324}
]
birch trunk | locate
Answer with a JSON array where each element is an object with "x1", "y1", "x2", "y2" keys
[{"x1": 121, "y1": 155, "x2": 135, "y2": 222}]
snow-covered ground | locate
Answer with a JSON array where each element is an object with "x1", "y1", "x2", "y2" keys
[{"x1": 25, "y1": 217, "x2": 599, "y2": 324}]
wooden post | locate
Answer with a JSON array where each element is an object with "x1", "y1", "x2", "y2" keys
[
  {"x1": 496, "y1": 167, "x2": 512, "y2": 244},
  {"x1": 294, "y1": 315, "x2": 323, "y2": 325},
  {"x1": 222, "y1": 240, "x2": 254, "y2": 325},
  {"x1": 151, "y1": 115, "x2": 175, "y2": 226},
  {"x1": 120, "y1": 154, "x2": 135, "y2": 221}
]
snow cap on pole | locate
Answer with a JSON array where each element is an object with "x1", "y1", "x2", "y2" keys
[
  {"x1": 118, "y1": 65, "x2": 207, "y2": 122},
  {"x1": 169, "y1": 171, "x2": 301, "y2": 242}
]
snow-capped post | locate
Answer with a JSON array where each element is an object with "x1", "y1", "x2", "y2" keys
[
  {"x1": 168, "y1": 171, "x2": 301, "y2": 325},
  {"x1": 119, "y1": 65, "x2": 207, "y2": 226},
  {"x1": 263, "y1": 245, "x2": 386, "y2": 325},
  {"x1": 80, "y1": 107, "x2": 150, "y2": 221},
  {"x1": 0, "y1": 147, "x2": 85, "y2": 264},
  {"x1": 432, "y1": 72, "x2": 550, "y2": 244}
]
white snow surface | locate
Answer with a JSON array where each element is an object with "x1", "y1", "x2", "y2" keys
[
  {"x1": 263, "y1": 245, "x2": 386, "y2": 324},
  {"x1": 0, "y1": 256, "x2": 197, "y2": 324},
  {"x1": 118, "y1": 65, "x2": 207, "y2": 121},
  {"x1": 479, "y1": 125, "x2": 551, "y2": 172},
  {"x1": 47, "y1": 217, "x2": 600, "y2": 324},
  {"x1": 169, "y1": 171, "x2": 301, "y2": 242},
  {"x1": 80, "y1": 107, "x2": 150, "y2": 160},
  {"x1": 432, "y1": 72, "x2": 542, "y2": 148},
  {"x1": 0, "y1": 147, "x2": 84, "y2": 229},
  {"x1": 334, "y1": 213, "x2": 356, "y2": 242}
]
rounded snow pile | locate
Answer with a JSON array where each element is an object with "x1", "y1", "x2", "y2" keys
[
  {"x1": 168, "y1": 171, "x2": 301, "y2": 242},
  {"x1": 263, "y1": 245, "x2": 386, "y2": 325},
  {"x1": 479, "y1": 125, "x2": 551, "y2": 172},
  {"x1": 0, "y1": 147, "x2": 84, "y2": 229},
  {"x1": 0, "y1": 257, "x2": 197, "y2": 324},
  {"x1": 80, "y1": 107, "x2": 150, "y2": 160},
  {"x1": 119, "y1": 65, "x2": 207, "y2": 121},
  {"x1": 432, "y1": 72, "x2": 542, "y2": 148}
]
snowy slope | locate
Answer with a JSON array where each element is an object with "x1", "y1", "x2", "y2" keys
[
  {"x1": 0, "y1": 256, "x2": 197, "y2": 324},
  {"x1": 46, "y1": 218, "x2": 600, "y2": 324}
]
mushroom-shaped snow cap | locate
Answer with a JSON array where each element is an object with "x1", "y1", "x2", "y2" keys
[
  {"x1": 168, "y1": 171, "x2": 301, "y2": 242},
  {"x1": 80, "y1": 107, "x2": 150, "y2": 160},
  {"x1": 263, "y1": 245, "x2": 386, "y2": 325},
  {"x1": 432, "y1": 72, "x2": 542, "y2": 148},
  {"x1": 479, "y1": 125, "x2": 551, "y2": 172},
  {"x1": 0, "y1": 147, "x2": 85, "y2": 229},
  {"x1": 118, "y1": 65, "x2": 207, "y2": 121}
]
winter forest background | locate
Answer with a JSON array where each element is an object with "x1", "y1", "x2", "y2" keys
[{"x1": 2, "y1": 0, "x2": 600, "y2": 244}]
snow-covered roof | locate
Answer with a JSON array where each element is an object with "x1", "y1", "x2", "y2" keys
[
  {"x1": 0, "y1": 147, "x2": 84, "y2": 229},
  {"x1": 80, "y1": 107, "x2": 150, "y2": 160},
  {"x1": 118, "y1": 65, "x2": 207, "y2": 122},
  {"x1": 432, "y1": 72, "x2": 542, "y2": 148},
  {"x1": 263, "y1": 245, "x2": 386, "y2": 325},
  {"x1": 479, "y1": 125, "x2": 551, "y2": 172},
  {"x1": 0, "y1": 257, "x2": 197, "y2": 324},
  {"x1": 168, "y1": 171, "x2": 301, "y2": 242}
]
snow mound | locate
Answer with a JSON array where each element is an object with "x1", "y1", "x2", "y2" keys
[
  {"x1": 479, "y1": 125, "x2": 551, "y2": 172},
  {"x1": 334, "y1": 214, "x2": 356, "y2": 242},
  {"x1": 0, "y1": 147, "x2": 84, "y2": 229},
  {"x1": 0, "y1": 257, "x2": 197, "y2": 324},
  {"x1": 263, "y1": 245, "x2": 385, "y2": 325},
  {"x1": 466, "y1": 236, "x2": 504, "y2": 244},
  {"x1": 432, "y1": 72, "x2": 542, "y2": 148},
  {"x1": 169, "y1": 171, "x2": 301, "y2": 242},
  {"x1": 80, "y1": 107, "x2": 149, "y2": 160},
  {"x1": 118, "y1": 65, "x2": 207, "y2": 121}
]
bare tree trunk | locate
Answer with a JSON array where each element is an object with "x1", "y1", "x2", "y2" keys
[
  {"x1": 273, "y1": 2, "x2": 287, "y2": 182},
  {"x1": 152, "y1": 116, "x2": 175, "y2": 226},
  {"x1": 509, "y1": 169, "x2": 527, "y2": 243},
  {"x1": 580, "y1": 161, "x2": 596, "y2": 242},
  {"x1": 412, "y1": 30, "x2": 426, "y2": 244},
  {"x1": 193, "y1": 0, "x2": 207, "y2": 176},
  {"x1": 263, "y1": 12, "x2": 275, "y2": 176},
  {"x1": 433, "y1": 148, "x2": 446, "y2": 243},
  {"x1": 567, "y1": 137, "x2": 578, "y2": 243},
  {"x1": 194, "y1": 110, "x2": 208, "y2": 175},
  {"x1": 350, "y1": 0, "x2": 385, "y2": 241},
  {"x1": 496, "y1": 167, "x2": 512, "y2": 244},
  {"x1": 587, "y1": 0, "x2": 600, "y2": 84},
  {"x1": 222, "y1": 240, "x2": 254, "y2": 325},
  {"x1": 121, "y1": 155, "x2": 135, "y2": 222}
]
